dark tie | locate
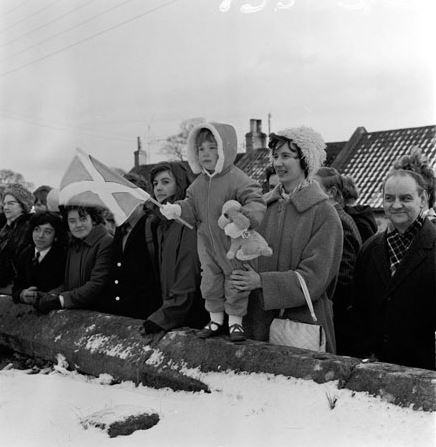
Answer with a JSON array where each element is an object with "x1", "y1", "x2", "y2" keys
[{"x1": 33, "y1": 251, "x2": 40, "y2": 266}]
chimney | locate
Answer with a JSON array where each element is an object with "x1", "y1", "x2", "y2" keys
[
  {"x1": 134, "y1": 136, "x2": 147, "y2": 167},
  {"x1": 245, "y1": 119, "x2": 267, "y2": 153}
]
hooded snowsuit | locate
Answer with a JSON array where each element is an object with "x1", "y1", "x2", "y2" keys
[{"x1": 178, "y1": 122, "x2": 266, "y2": 316}]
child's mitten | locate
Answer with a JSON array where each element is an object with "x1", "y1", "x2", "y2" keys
[{"x1": 160, "y1": 203, "x2": 181, "y2": 220}]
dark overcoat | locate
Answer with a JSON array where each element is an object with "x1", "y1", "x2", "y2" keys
[
  {"x1": 351, "y1": 218, "x2": 436, "y2": 370},
  {"x1": 12, "y1": 244, "x2": 66, "y2": 303},
  {"x1": 0, "y1": 213, "x2": 31, "y2": 288},
  {"x1": 148, "y1": 219, "x2": 207, "y2": 330},
  {"x1": 103, "y1": 214, "x2": 162, "y2": 319},
  {"x1": 60, "y1": 224, "x2": 113, "y2": 309}
]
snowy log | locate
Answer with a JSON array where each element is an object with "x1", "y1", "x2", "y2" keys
[{"x1": 0, "y1": 297, "x2": 434, "y2": 411}]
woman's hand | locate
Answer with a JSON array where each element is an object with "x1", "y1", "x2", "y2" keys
[{"x1": 230, "y1": 264, "x2": 261, "y2": 292}]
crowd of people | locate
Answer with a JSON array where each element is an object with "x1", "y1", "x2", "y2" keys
[{"x1": 0, "y1": 123, "x2": 435, "y2": 371}]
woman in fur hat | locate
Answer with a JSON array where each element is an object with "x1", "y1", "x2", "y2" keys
[
  {"x1": 0, "y1": 183, "x2": 34, "y2": 292},
  {"x1": 230, "y1": 126, "x2": 343, "y2": 353}
]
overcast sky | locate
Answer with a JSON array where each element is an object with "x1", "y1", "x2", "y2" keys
[{"x1": 0, "y1": 0, "x2": 435, "y2": 188}]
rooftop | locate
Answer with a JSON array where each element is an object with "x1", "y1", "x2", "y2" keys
[{"x1": 332, "y1": 125, "x2": 436, "y2": 208}]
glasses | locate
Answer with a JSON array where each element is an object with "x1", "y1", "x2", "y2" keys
[{"x1": 3, "y1": 200, "x2": 20, "y2": 207}]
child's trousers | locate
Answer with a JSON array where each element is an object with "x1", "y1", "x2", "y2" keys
[{"x1": 198, "y1": 242, "x2": 250, "y2": 317}]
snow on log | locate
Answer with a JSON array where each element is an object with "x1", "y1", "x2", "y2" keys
[{"x1": 0, "y1": 297, "x2": 435, "y2": 411}]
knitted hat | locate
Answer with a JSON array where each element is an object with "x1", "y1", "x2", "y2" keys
[
  {"x1": 3, "y1": 183, "x2": 34, "y2": 213},
  {"x1": 269, "y1": 126, "x2": 327, "y2": 178}
]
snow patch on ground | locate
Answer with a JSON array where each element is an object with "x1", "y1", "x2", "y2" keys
[{"x1": 0, "y1": 368, "x2": 433, "y2": 446}]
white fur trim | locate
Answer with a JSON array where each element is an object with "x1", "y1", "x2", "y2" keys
[{"x1": 186, "y1": 123, "x2": 225, "y2": 175}]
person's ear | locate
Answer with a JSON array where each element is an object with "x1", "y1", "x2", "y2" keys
[
  {"x1": 326, "y1": 186, "x2": 336, "y2": 200},
  {"x1": 420, "y1": 190, "x2": 428, "y2": 209}
]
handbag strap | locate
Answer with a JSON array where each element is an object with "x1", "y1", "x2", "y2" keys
[{"x1": 279, "y1": 271, "x2": 318, "y2": 323}]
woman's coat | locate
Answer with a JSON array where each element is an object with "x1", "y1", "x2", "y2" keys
[
  {"x1": 245, "y1": 181, "x2": 343, "y2": 353},
  {"x1": 148, "y1": 219, "x2": 207, "y2": 330},
  {"x1": 61, "y1": 224, "x2": 113, "y2": 309}
]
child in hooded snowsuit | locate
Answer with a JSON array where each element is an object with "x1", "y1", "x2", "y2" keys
[{"x1": 160, "y1": 122, "x2": 266, "y2": 341}]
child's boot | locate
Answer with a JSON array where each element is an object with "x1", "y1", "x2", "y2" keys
[
  {"x1": 197, "y1": 312, "x2": 225, "y2": 339},
  {"x1": 228, "y1": 315, "x2": 246, "y2": 342}
]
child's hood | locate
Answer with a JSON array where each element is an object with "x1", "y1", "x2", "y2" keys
[{"x1": 186, "y1": 122, "x2": 237, "y2": 175}]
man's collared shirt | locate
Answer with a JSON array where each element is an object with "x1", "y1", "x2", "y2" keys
[{"x1": 386, "y1": 212, "x2": 425, "y2": 275}]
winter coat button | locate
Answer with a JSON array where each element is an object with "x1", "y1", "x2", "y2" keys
[{"x1": 115, "y1": 296, "x2": 120, "y2": 301}]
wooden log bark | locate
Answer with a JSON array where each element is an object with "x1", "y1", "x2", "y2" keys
[{"x1": 0, "y1": 297, "x2": 435, "y2": 411}]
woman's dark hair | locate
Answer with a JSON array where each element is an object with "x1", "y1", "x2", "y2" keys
[
  {"x1": 341, "y1": 175, "x2": 359, "y2": 205},
  {"x1": 150, "y1": 161, "x2": 193, "y2": 203},
  {"x1": 315, "y1": 167, "x2": 345, "y2": 205},
  {"x1": 62, "y1": 205, "x2": 104, "y2": 225},
  {"x1": 33, "y1": 185, "x2": 52, "y2": 205},
  {"x1": 268, "y1": 133, "x2": 309, "y2": 178},
  {"x1": 392, "y1": 147, "x2": 435, "y2": 208},
  {"x1": 28, "y1": 211, "x2": 68, "y2": 247}
]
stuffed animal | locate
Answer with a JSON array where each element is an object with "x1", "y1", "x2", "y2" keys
[{"x1": 218, "y1": 200, "x2": 273, "y2": 261}]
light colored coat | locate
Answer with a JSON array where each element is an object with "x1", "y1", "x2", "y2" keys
[
  {"x1": 178, "y1": 122, "x2": 265, "y2": 315},
  {"x1": 245, "y1": 181, "x2": 343, "y2": 352}
]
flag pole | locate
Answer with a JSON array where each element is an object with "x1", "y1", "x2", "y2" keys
[{"x1": 146, "y1": 196, "x2": 194, "y2": 230}]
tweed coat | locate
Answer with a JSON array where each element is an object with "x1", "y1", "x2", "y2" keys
[
  {"x1": 245, "y1": 181, "x2": 343, "y2": 353},
  {"x1": 351, "y1": 218, "x2": 436, "y2": 370}
]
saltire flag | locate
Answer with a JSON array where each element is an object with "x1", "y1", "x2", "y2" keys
[{"x1": 59, "y1": 148, "x2": 150, "y2": 226}]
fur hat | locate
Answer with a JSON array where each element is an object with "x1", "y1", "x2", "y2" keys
[
  {"x1": 270, "y1": 126, "x2": 326, "y2": 178},
  {"x1": 3, "y1": 183, "x2": 34, "y2": 213}
]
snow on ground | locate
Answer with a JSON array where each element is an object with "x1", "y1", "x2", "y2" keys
[{"x1": 0, "y1": 367, "x2": 434, "y2": 447}]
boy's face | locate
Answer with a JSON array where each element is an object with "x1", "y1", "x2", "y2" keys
[{"x1": 198, "y1": 141, "x2": 218, "y2": 172}]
